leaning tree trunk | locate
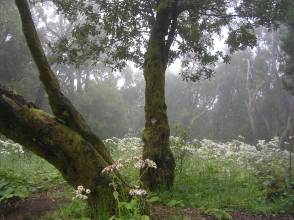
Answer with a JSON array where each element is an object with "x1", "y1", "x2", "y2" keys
[
  {"x1": 141, "y1": 1, "x2": 176, "y2": 191},
  {"x1": 0, "y1": 0, "x2": 128, "y2": 217},
  {"x1": 0, "y1": 88, "x2": 120, "y2": 215}
]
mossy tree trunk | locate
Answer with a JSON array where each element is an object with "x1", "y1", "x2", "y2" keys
[
  {"x1": 0, "y1": 0, "x2": 128, "y2": 217},
  {"x1": 141, "y1": 0, "x2": 178, "y2": 191},
  {"x1": 0, "y1": 87, "x2": 122, "y2": 216}
]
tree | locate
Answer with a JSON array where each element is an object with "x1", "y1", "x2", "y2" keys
[
  {"x1": 47, "y1": 0, "x2": 290, "y2": 190},
  {"x1": 280, "y1": 1, "x2": 294, "y2": 147},
  {"x1": 0, "y1": 0, "x2": 128, "y2": 216},
  {"x1": 0, "y1": 0, "x2": 292, "y2": 217},
  {"x1": 282, "y1": 2, "x2": 294, "y2": 93}
]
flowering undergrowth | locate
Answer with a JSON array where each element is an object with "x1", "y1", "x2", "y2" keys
[
  {"x1": 103, "y1": 136, "x2": 294, "y2": 214},
  {"x1": 1, "y1": 135, "x2": 294, "y2": 218}
]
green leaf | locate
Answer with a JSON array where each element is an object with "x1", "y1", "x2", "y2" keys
[
  {"x1": 147, "y1": 196, "x2": 161, "y2": 203},
  {"x1": 167, "y1": 199, "x2": 184, "y2": 207},
  {"x1": 113, "y1": 191, "x2": 119, "y2": 200}
]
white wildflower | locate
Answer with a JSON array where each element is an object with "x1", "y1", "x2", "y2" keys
[
  {"x1": 134, "y1": 159, "x2": 145, "y2": 168},
  {"x1": 102, "y1": 160, "x2": 124, "y2": 173},
  {"x1": 134, "y1": 158, "x2": 157, "y2": 169},
  {"x1": 129, "y1": 188, "x2": 147, "y2": 196},
  {"x1": 73, "y1": 185, "x2": 91, "y2": 200},
  {"x1": 145, "y1": 159, "x2": 157, "y2": 169}
]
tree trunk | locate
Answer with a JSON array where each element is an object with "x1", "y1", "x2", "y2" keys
[
  {"x1": 245, "y1": 59, "x2": 258, "y2": 143},
  {"x1": 6, "y1": 0, "x2": 128, "y2": 217},
  {"x1": 0, "y1": 87, "x2": 122, "y2": 216},
  {"x1": 34, "y1": 84, "x2": 46, "y2": 108},
  {"x1": 141, "y1": 1, "x2": 176, "y2": 191}
]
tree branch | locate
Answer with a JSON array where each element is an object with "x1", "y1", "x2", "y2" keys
[
  {"x1": 14, "y1": 0, "x2": 113, "y2": 163},
  {"x1": 0, "y1": 86, "x2": 108, "y2": 184},
  {"x1": 165, "y1": 0, "x2": 179, "y2": 51},
  {"x1": 0, "y1": 85, "x2": 128, "y2": 211}
]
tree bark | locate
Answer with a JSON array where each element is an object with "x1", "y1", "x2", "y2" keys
[{"x1": 141, "y1": 0, "x2": 176, "y2": 191}]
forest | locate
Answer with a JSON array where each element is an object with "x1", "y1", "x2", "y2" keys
[{"x1": 0, "y1": 0, "x2": 294, "y2": 219}]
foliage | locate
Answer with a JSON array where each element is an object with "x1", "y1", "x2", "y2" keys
[
  {"x1": 281, "y1": 2, "x2": 294, "y2": 94},
  {"x1": 0, "y1": 138, "x2": 67, "y2": 206},
  {"x1": 204, "y1": 208, "x2": 232, "y2": 220},
  {"x1": 46, "y1": 0, "x2": 290, "y2": 78},
  {"x1": 1, "y1": 135, "x2": 293, "y2": 217},
  {"x1": 40, "y1": 200, "x2": 91, "y2": 220},
  {"x1": 165, "y1": 34, "x2": 293, "y2": 144},
  {"x1": 0, "y1": 170, "x2": 30, "y2": 206},
  {"x1": 104, "y1": 136, "x2": 294, "y2": 214}
]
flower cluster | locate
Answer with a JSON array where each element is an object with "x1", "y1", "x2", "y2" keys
[
  {"x1": 169, "y1": 136, "x2": 293, "y2": 179},
  {"x1": 135, "y1": 158, "x2": 157, "y2": 169},
  {"x1": 73, "y1": 185, "x2": 91, "y2": 200},
  {"x1": 102, "y1": 157, "x2": 157, "y2": 174},
  {"x1": 102, "y1": 159, "x2": 124, "y2": 173},
  {"x1": 0, "y1": 139, "x2": 24, "y2": 155},
  {"x1": 129, "y1": 188, "x2": 147, "y2": 196},
  {"x1": 104, "y1": 137, "x2": 142, "y2": 159}
]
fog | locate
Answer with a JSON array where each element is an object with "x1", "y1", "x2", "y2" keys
[{"x1": 1, "y1": 0, "x2": 293, "y2": 146}]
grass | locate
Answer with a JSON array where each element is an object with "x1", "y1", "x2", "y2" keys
[
  {"x1": 0, "y1": 137, "x2": 293, "y2": 219},
  {"x1": 39, "y1": 200, "x2": 90, "y2": 220},
  {"x1": 0, "y1": 151, "x2": 70, "y2": 206},
  {"x1": 158, "y1": 157, "x2": 293, "y2": 214}
]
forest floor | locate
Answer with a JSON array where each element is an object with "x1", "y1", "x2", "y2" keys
[
  {"x1": 1, "y1": 192, "x2": 294, "y2": 220},
  {"x1": 1, "y1": 138, "x2": 294, "y2": 220},
  {"x1": 0, "y1": 186, "x2": 69, "y2": 220}
]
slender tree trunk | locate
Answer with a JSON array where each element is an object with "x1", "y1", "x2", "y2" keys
[
  {"x1": 34, "y1": 84, "x2": 45, "y2": 108},
  {"x1": 245, "y1": 59, "x2": 258, "y2": 142},
  {"x1": 141, "y1": 1, "x2": 176, "y2": 191}
]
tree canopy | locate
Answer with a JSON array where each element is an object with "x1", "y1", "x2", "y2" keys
[{"x1": 49, "y1": 0, "x2": 290, "y2": 79}]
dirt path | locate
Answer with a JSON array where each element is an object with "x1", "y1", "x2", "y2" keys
[
  {"x1": 150, "y1": 205, "x2": 294, "y2": 220},
  {"x1": 0, "y1": 193, "x2": 68, "y2": 220}
]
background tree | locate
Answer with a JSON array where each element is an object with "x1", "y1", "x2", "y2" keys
[
  {"x1": 0, "y1": 0, "x2": 39, "y2": 101},
  {"x1": 47, "y1": 0, "x2": 290, "y2": 190}
]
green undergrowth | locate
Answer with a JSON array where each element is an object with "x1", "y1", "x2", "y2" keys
[
  {"x1": 1, "y1": 136, "x2": 293, "y2": 219},
  {"x1": 0, "y1": 150, "x2": 67, "y2": 206},
  {"x1": 40, "y1": 200, "x2": 91, "y2": 220},
  {"x1": 157, "y1": 158, "x2": 294, "y2": 214}
]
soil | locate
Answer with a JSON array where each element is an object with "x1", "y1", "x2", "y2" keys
[
  {"x1": 0, "y1": 189, "x2": 69, "y2": 220},
  {"x1": 150, "y1": 205, "x2": 294, "y2": 220},
  {"x1": 0, "y1": 197, "x2": 293, "y2": 220}
]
